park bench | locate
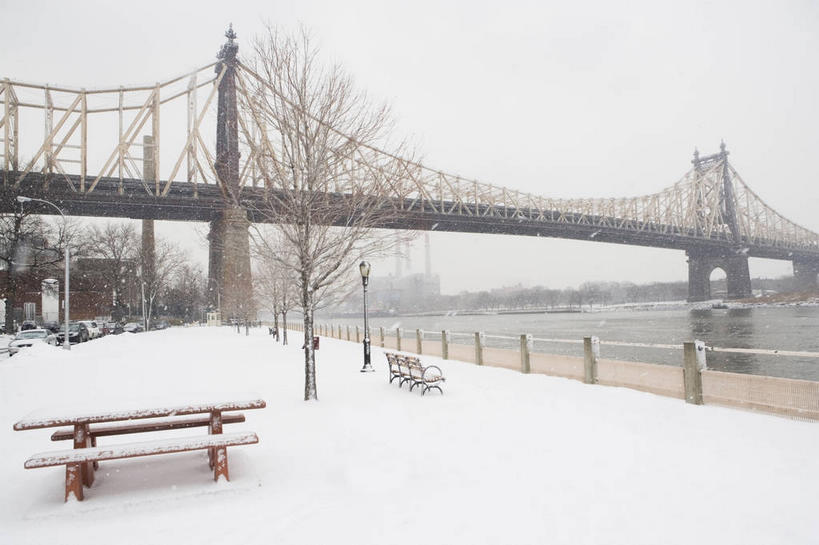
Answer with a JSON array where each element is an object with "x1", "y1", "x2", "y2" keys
[
  {"x1": 49, "y1": 413, "x2": 247, "y2": 443},
  {"x1": 14, "y1": 398, "x2": 265, "y2": 502},
  {"x1": 385, "y1": 352, "x2": 446, "y2": 395}
]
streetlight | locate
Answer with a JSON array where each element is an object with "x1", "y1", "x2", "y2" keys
[
  {"x1": 16, "y1": 196, "x2": 71, "y2": 351},
  {"x1": 359, "y1": 261, "x2": 373, "y2": 372}
]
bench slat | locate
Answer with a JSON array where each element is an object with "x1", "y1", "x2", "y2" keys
[
  {"x1": 25, "y1": 431, "x2": 259, "y2": 469},
  {"x1": 50, "y1": 413, "x2": 246, "y2": 441},
  {"x1": 14, "y1": 399, "x2": 266, "y2": 431}
]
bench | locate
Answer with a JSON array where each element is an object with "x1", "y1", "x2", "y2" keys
[
  {"x1": 14, "y1": 398, "x2": 265, "y2": 502},
  {"x1": 49, "y1": 413, "x2": 246, "y2": 443},
  {"x1": 27, "y1": 432, "x2": 259, "y2": 502},
  {"x1": 385, "y1": 352, "x2": 446, "y2": 395}
]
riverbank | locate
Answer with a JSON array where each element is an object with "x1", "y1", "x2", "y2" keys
[
  {"x1": 1, "y1": 326, "x2": 817, "y2": 544},
  {"x1": 326, "y1": 291, "x2": 819, "y2": 320}
]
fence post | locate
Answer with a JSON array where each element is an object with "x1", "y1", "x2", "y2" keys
[
  {"x1": 442, "y1": 330, "x2": 450, "y2": 359},
  {"x1": 683, "y1": 340, "x2": 706, "y2": 405},
  {"x1": 356, "y1": 326, "x2": 360, "y2": 343},
  {"x1": 520, "y1": 334, "x2": 532, "y2": 373},
  {"x1": 474, "y1": 332, "x2": 485, "y2": 365},
  {"x1": 416, "y1": 329, "x2": 423, "y2": 354},
  {"x1": 583, "y1": 336, "x2": 600, "y2": 384},
  {"x1": 396, "y1": 328, "x2": 402, "y2": 351},
  {"x1": 379, "y1": 327, "x2": 385, "y2": 347}
]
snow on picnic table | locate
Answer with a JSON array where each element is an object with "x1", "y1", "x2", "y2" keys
[{"x1": 0, "y1": 326, "x2": 817, "y2": 545}]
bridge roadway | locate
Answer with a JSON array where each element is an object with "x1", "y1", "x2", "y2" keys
[{"x1": 2, "y1": 171, "x2": 818, "y2": 263}]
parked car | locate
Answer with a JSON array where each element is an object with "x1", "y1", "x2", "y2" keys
[
  {"x1": 122, "y1": 322, "x2": 144, "y2": 334},
  {"x1": 79, "y1": 320, "x2": 101, "y2": 339},
  {"x1": 42, "y1": 321, "x2": 61, "y2": 334},
  {"x1": 8, "y1": 328, "x2": 58, "y2": 355},
  {"x1": 106, "y1": 322, "x2": 124, "y2": 335},
  {"x1": 57, "y1": 322, "x2": 89, "y2": 345},
  {"x1": 152, "y1": 320, "x2": 170, "y2": 331},
  {"x1": 20, "y1": 320, "x2": 38, "y2": 331}
]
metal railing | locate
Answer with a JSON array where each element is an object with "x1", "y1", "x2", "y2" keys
[{"x1": 310, "y1": 323, "x2": 819, "y2": 421}]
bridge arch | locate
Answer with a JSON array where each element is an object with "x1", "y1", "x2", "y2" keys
[{"x1": 686, "y1": 250, "x2": 752, "y2": 302}]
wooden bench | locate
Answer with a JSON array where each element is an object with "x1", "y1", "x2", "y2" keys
[
  {"x1": 49, "y1": 413, "x2": 246, "y2": 443},
  {"x1": 385, "y1": 352, "x2": 446, "y2": 395},
  {"x1": 14, "y1": 398, "x2": 265, "y2": 502},
  {"x1": 27, "y1": 432, "x2": 259, "y2": 502}
]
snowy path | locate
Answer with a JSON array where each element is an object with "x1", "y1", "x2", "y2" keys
[{"x1": 1, "y1": 326, "x2": 817, "y2": 545}]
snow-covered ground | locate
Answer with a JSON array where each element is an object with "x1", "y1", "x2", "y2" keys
[{"x1": 1, "y1": 327, "x2": 817, "y2": 545}]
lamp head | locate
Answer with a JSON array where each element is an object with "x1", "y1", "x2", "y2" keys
[
  {"x1": 16, "y1": 196, "x2": 32, "y2": 203},
  {"x1": 359, "y1": 261, "x2": 371, "y2": 279}
]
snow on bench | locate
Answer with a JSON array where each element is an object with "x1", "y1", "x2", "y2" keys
[
  {"x1": 49, "y1": 413, "x2": 247, "y2": 441},
  {"x1": 14, "y1": 399, "x2": 266, "y2": 430},
  {"x1": 25, "y1": 431, "x2": 259, "y2": 468},
  {"x1": 385, "y1": 352, "x2": 446, "y2": 395},
  {"x1": 26, "y1": 431, "x2": 259, "y2": 502}
]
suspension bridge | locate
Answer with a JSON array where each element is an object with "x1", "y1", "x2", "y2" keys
[{"x1": 2, "y1": 27, "x2": 818, "y2": 317}]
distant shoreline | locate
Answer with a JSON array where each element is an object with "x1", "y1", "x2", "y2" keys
[{"x1": 325, "y1": 292, "x2": 819, "y2": 319}]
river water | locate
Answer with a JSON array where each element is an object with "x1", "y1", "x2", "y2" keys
[{"x1": 326, "y1": 306, "x2": 819, "y2": 381}]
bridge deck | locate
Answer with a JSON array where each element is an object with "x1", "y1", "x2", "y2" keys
[{"x1": 1, "y1": 171, "x2": 816, "y2": 262}]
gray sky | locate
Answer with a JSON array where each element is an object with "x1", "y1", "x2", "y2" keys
[{"x1": 2, "y1": 0, "x2": 818, "y2": 293}]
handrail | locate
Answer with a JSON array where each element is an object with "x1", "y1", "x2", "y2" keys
[{"x1": 329, "y1": 324, "x2": 819, "y2": 361}]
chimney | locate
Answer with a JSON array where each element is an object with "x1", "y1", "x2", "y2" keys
[{"x1": 425, "y1": 233, "x2": 431, "y2": 278}]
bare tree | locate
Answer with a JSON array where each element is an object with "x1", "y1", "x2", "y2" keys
[
  {"x1": 163, "y1": 263, "x2": 206, "y2": 323},
  {"x1": 243, "y1": 27, "x2": 410, "y2": 400},
  {"x1": 137, "y1": 239, "x2": 186, "y2": 330},
  {"x1": 253, "y1": 233, "x2": 300, "y2": 345},
  {"x1": 0, "y1": 210, "x2": 78, "y2": 331},
  {"x1": 87, "y1": 222, "x2": 138, "y2": 310}
]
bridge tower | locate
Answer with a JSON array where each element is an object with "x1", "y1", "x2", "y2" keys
[
  {"x1": 207, "y1": 26, "x2": 253, "y2": 320},
  {"x1": 792, "y1": 259, "x2": 819, "y2": 291},
  {"x1": 686, "y1": 144, "x2": 752, "y2": 301}
]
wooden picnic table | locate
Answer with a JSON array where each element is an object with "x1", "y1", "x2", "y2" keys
[{"x1": 14, "y1": 398, "x2": 266, "y2": 501}]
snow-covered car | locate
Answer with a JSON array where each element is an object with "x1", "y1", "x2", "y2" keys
[
  {"x1": 123, "y1": 322, "x2": 144, "y2": 333},
  {"x1": 79, "y1": 320, "x2": 101, "y2": 339},
  {"x1": 57, "y1": 322, "x2": 89, "y2": 345},
  {"x1": 8, "y1": 328, "x2": 58, "y2": 355}
]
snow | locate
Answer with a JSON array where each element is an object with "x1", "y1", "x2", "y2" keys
[
  {"x1": 24, "y1": 432, "x2": 258, "y2": 468},
  {"x1": 14, "y1": 398, "x2": 266, "y2": 430},
  {"x1": 1, "y1": 326, "x2": 817, "y2": 544}
]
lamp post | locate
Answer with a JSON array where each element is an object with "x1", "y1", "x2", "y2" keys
[
  {"x1": 359, "y1": 261, "x2": 373, "y2": 372},
  {"x1": 16, "y1": 196, "x2": 71, "y2": 351}
]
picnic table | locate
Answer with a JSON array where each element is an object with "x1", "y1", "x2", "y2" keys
[{"x1": 14, "y1": 398, "x2": 265, "y2": 501}]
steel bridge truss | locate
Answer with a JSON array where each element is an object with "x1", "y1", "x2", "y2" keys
[{"x1": 2, "y1": 62, "x2": 818, "y2": 259}]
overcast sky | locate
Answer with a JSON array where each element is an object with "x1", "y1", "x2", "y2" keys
[{"x1": 2, "y1": 0, "x2": 818, "y2": 293}]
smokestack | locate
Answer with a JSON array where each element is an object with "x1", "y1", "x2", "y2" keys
[
  {"x1": 395, "y1": 232, "x2": 402, "y2": 278},
  {"x1": 425, "y1": 233, "x2": 431, "y2": 278},
  {"x1": 405, "y1": 240, "x2": 411, "y2": 274}
]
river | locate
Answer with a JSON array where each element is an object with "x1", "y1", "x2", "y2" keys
[{"x1": 324, "y1": 305, "x2": 819, "y2": 381}]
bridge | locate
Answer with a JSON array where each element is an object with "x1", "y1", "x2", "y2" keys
[{"x1": 2, "y1": 27, "x2": 818, "y2": 316}]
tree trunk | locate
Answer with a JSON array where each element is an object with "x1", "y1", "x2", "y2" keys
[
  {"x1": 273, "y1": 303, "x2": 280, "y2": 342},
  {"x1": 302, "y1": 284, "x2": 317, "y2": 401},
  {"x1": 3, "y1": 269, "x2": 16, "y2": 333},
  {"x1": 282, "y1": 311, "x2": 288, "y2": 345}
]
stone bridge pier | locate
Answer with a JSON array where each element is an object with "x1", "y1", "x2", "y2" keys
[
  {"x1": 686, "y1": 249, "x2": 752, "y2": 302},
  {"x1": 792, "y1": 259, "x2": 819, "y2": 291},
  {"x1": 207, "y1": 207, "x2": 252, "y2": 320}
]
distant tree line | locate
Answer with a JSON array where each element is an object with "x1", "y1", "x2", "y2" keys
[{"x1": 333, "y1": 274, "x2": 807, "y2": 316}]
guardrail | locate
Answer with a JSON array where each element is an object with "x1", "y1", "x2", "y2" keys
[{"x1": 307, "y1": 323, "x2": 819, "y2": 421}]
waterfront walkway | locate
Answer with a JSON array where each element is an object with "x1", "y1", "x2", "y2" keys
[{"x1": 1, "y1": 327, "x2": 816, "y2": 544}]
